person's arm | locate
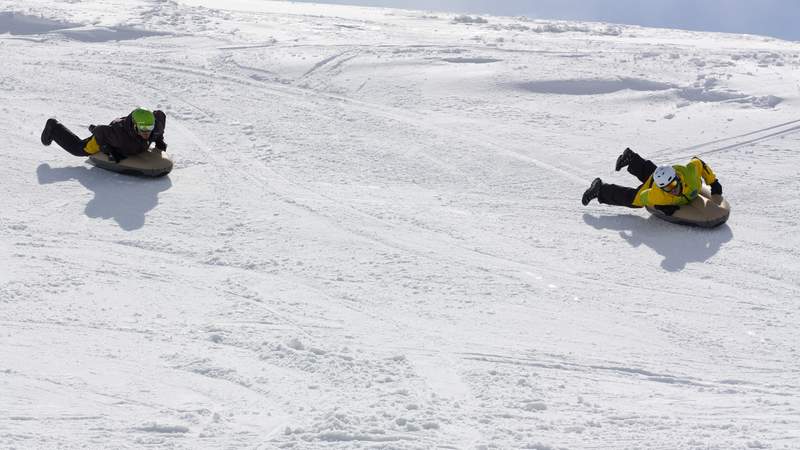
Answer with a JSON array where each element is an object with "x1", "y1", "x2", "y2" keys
[
  {"x1": 152, "y1": 110, "x2": 167, "y2": 151},
  {"x1": 692, "y1": 157, "x2": 722, "y2": 195}
]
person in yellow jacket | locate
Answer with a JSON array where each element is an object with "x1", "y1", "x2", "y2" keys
[{"x1": 581, "y1": 148, "x2": 722, "y2": 215}]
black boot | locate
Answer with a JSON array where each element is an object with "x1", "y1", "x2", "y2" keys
[
  {"x1": 582, "y1": 178, "x2": 602, "y2": 206},
  {"x1": 41, "y1": 118, "x2": 58, "y2": 146},
  {"x1": 44, "y1": 120, "x2": 91, "y2": 156},
  {"x1": 615, "y1": 147, "x2": 635, "y2": 172}
]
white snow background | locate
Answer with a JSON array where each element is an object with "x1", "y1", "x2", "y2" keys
[{"x1": 2, "y1": 0, "x2": 800, "y2": 448}]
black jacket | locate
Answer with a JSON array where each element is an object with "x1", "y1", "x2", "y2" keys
[{"x1": 92, "y1": 110, "x2": 166, "y2": 156}]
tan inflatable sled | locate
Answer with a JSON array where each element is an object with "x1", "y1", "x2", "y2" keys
[
  {"x1": 88, "y1": 150, "x2": 173, "y2": 177},
  {"x1": 646, "y1": 186, "x2": 730, "y2": 228}
]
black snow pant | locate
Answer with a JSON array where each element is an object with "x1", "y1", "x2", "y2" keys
[
  {"x1": 51, "y1": 122, "x2": 91, "y2": 157},
  {"x1": 598, "y1": 151, "x2": 657, "y2": 208}
]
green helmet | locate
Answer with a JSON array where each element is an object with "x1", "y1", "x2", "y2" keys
[{"x1": 131, "y1": 108, "x2": 155, "y2": 133}]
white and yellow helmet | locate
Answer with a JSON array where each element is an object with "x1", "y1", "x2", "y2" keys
[{"x1": 653, "y1": 165, "x2": 678, "y2": 191}]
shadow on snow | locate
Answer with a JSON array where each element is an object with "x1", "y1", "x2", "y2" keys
[
  {"x1": 582, "y1": 213, "x2": 733, "y2": 272},
  {"x1": 36, "y1": 163, "x2": 172, "y2": 231}
]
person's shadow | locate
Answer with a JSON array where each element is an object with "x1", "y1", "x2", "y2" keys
[
  {"x1": 37, "y1": 163, "x2": 172, "y2": 231},
  {"x1": 583, "y1": 213, "x2": 733, "y2": 271}
]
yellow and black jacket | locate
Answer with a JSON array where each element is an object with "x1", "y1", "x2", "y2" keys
[{"x1": 633, "y1": 158, "x2": 718, "y2": 207}]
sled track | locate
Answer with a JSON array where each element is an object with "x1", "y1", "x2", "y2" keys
[
  {"x1": 657, "y1": 118, "x2": 800, "y2": 162},
  {"x1": 689, "y1": 123, "x2": 800, "y2": 158},
  {"x1": 299, "y1": 50, "x2": 361, "y2": 79}
]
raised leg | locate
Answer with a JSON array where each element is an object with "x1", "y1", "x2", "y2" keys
[
  {"x1": 42, "y1": 119, "x2": 91, "y2": 156},
  {"x1": 598, "y1": 183, "x2": 639, "y2": 208}
]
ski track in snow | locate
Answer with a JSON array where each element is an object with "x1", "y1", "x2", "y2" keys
[{"x1": 2, "y1": 0, "x2": 800, "y2": 448}]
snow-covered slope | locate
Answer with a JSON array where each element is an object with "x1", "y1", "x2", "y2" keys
[{"x1": 2, "y1": 1, "x2": 800, "y2": 448}]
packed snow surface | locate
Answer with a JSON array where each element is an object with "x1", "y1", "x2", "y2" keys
[{"x1": 2, "y1": 0, "x2": 800, "y2": 448}]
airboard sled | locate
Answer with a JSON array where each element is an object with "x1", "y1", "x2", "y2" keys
[
  {"x1": 88, "y1": 150, "x2": 173, "y2": 177},
  {"x1": 646, "y1": 186, "x2": 730, "y2": 228}
]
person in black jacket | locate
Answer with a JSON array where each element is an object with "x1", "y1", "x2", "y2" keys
[{"x1": 41, "y1": 108, "x2": 167, "y2": 162}]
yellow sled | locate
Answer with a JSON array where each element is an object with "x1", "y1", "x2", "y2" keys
[
  {"x1": 88, "y1": 150, "x2": 173, "y2": 177},
  {"x1": 646, "y1": 186, "x2": 730, "y2": 228}
]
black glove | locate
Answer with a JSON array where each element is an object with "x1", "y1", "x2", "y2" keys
[
  {"x1": 154, "y1": 139, "x2": 167, "y2": 152},
  {"x1": 101, "y1": 144, "x2": 125, "y2": 163},
  {"x1": 654, "y1": 205, "x2": 680, "y2": 216},
  {"x1": 88, "y1": 124, "x2": 96, "y2": 133},
  {"x1": 710, "y1": 180, "x2": 722, "y2": 196}
]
